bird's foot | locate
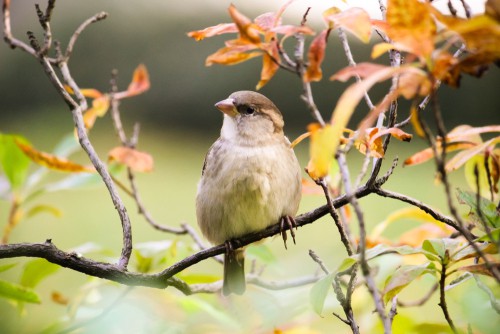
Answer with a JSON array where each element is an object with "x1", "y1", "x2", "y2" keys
[{"x1": 280, "y1": 215, "x2": 297, "y2": 250}]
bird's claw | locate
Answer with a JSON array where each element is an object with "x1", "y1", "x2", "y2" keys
[{"x1": 280, "y1": 215, "x2": 297, "y2": 250}]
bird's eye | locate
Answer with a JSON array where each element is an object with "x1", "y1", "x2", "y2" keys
[{"x1": 245, "y1": 106, "x2": 255, "y2": 114}]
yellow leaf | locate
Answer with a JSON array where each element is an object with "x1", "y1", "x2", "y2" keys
[
  {"x1": 371, "y1": 42, "x2": 394, "y2": 59},
  {"x1": 410, "y1": 104, "x2": 425, "y2": 138},
  {"x1": 464, "y1": 154, "x2": 499, "y2": 195},
  {"x1": 306, "y1": 124, "x2": 337, "y2": 180},
  {"x1": 82, "y1": 96, "x2": 110, "y2": 130},
  {"x1": 15, "y1": 141, "x2": 94, "y2": 173},
  {"x1": 323, "y1": 7, "x2": 372, "y2": 43},
  {"x1": 108, "y1": 146, "x2": 154, "y2": 173},
  {"x1": 65, "y1": 85, "x2": 103, "y2": 99},
  {"x1": 371, "y1": 207, "x2": 451, "y2": 241},
  {"x1": 386, "y1": 0, "x2": 436, "y2": 59}
]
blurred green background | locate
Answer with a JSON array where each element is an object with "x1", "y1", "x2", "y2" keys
[{"x1": 1, "y1": 1, "x2": 499, "y2": 333}]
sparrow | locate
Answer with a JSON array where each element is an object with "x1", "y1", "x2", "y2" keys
[{"x1": 196, "y1": 90, "x2": 302, "y2": 295}]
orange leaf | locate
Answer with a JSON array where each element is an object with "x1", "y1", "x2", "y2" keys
[
  {"x1": 65, "y1": 85, "x2": 103, "y2": 99},
  {"x1": 15, "y1": 140, "x2": 94, "y2": 173},
  {"x1": 51, "y1": 291, "x2": 69, "y2": 305},
  {"x1": 291, "y1": 131, "x2": 311, "y2": 149},
  {"x1": 125, "y1": 64, "x2": 150, "y2": 98},
  {"x1": 257, "y1": 42, "x2": 279, "y2": 90},
  {"x1": 228, "y1": 4, "x2": 261, "y2": 44},
  {"x1": 306, "y1": 123, "x2": 338, "y2": 180},
  {"x1": 108, "y1": 146, "x2": 154, "y2": 173},
  {"x1": 323, "y1": 7, "x2": 372, "y2": 43},
  {"x1": 354, "y1": 128, "x2": 384, "y2": 158},
  {"x1": 304, "y1": 29, "x2": 328, "y2": 82},
  {"x1": 83, "y1": 96, "x2": 110, "y2": 130},
  {"x1": 445, "y1": 136, "x2": 500, "y2": 172},
  {"x1": 404, "y1": 141, "x2": 477, "y2": 167},
  {"x1": 386, "y1": 0, "x2": 436, "y2": 59},
  {"x1": 370, "y1": 127, "x2": 412, "y2": 143},
  {"x1": 187, "y1": 23, "x2": 238, "y2": 41},
  {"x1": 206, "y1": 47, "x2": 262, "y2": 66}
]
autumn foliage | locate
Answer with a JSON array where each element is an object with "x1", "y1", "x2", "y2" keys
[{"x1": 1, "y1": 0, "x2": 500, "y2": 333}]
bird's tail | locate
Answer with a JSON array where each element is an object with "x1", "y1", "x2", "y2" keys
[{"x1": 223, "y1": 249, "x2": 245, "y2": 296}]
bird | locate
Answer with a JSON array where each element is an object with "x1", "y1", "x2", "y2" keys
[{"x1": 196, "y1": 90, "x2": 302, "y2": 296}]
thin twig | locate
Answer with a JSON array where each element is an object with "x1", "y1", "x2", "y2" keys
[
  {"x1": 65, "y1": 12, "x2": 108, "y2": 60},
  {"x1": 317, "y1": 178, "x2": 353, "y2": 255},
  {"x1": 438, "y1": 252, "x2": 458, "y2": 333},
  {"x1": 374, "y1": 188, "x2": 459, "y2": 230}
]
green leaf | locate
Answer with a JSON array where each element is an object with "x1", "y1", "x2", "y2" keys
[
  {"x1": 26, "y1": 204, "x2": 63, "y2": 219},
  {"x1": 134, "y1": 250, "x2": 153, "y2": 273},
  {"x1": 0, "y1": 279, "x2": 41, "y2": 303},
  {"x1": 310, "y1": 272, "x2": 335, "y2": 315},
  {"x1": 0, "y1": 133, "x2": 32, "y2": 190},
  {"x1": 20, "y1": 259, "x2": 60, "y2": 288},
  {"x1": 179, "y1": 296, "x2": 240, "y2": 329},
  {"x1": 464, "y1": 154, "x2": 498, "y2": 198},
  {"x1": 383, "y1": 263, "x2": 434, "y2": 304},
  {"x1": 337, "y1": 257, "x2": 357, "y2": 272},
  {"x1": 0, "y1": 263, "x2": 17, "y2": 273},
  {"x1": 457, "y1": 189, "x2": 500, "y2": 229}
]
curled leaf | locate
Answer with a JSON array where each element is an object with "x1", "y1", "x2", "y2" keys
[
  {"x1": 187, "y1": 23, "x2": 238, "y2": 41},
  {"x1": 206, "y1": 47, "x2": 262, "y2": 66},
  {"x1": 108, "y1": 146, "x2": 154, "y2": 172},
  {"x1": 15, "y1": 140, "x2": 94, "y2": 173},
  {"x1": 228, "y1": 4, "x2": 261, "y2": 44},
  {"x1": 304, "y1": 29, "x2": 328, "y2": 82}
]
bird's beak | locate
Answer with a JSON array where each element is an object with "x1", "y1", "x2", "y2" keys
[{"x1": 215, "y1": 98, "x2": 237, "y2": 117}]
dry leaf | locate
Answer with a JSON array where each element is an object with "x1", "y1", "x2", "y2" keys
[
  {"x1": 108, "y1": 146, "x2": 154, "y2": 172},
  {"x1": 304, "y1": 29, "x2": 328, "y2": 82},
  {"x1": 15, "y1": 140, "x2": 94, "y2": 173}
]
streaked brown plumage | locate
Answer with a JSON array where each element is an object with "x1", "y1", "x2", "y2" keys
[{"x1": 196, "y1": 91, "x2": 302, "y2": 295}]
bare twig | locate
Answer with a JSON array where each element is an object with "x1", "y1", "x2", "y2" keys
[
  {"x1": 337, "y1": 152, "x2": 391, "y2": 333},
  {"x1": 438, "y1": 252, "x2": 458, "y2": 333},
  {"x1": 4, "y1": 2, "x2": 133, "y2": 269},
  {"x1": 65, "y1": 11, "x2": 108, "y2": 60},
  {"x1": 374, "y1": 188, "x2": 459, "y2": 230},
  {"x1": 316, "y1": 178, "x2": 353, "y2": 256},
  {"x1": 294, "y1": 7, "x2": 326, "y2": 126}
]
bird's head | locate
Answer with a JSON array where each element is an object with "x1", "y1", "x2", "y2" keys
[{"x1": 215, "y1": 91, "x2": 285, "y2": 143}]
